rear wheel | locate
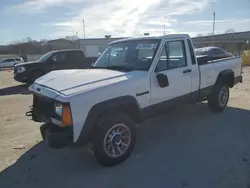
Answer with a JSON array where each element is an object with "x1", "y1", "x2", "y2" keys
[
  {"x1": 208, "y1": 83, "x2": 229, "y2": 113},
  {"x1": 92, "y1": 111, "x2": 136, "y2": 167}
]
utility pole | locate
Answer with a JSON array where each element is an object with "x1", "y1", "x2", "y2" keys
[
  {"x1": 212, "y1": 12, "x2": 215, "y2": 46},
  {"x1": 83, "y1": 19, "x2": 86, "y2": 38},
  {"x1": 163, "y1": 24, "x2": 166, "y2": 35}
]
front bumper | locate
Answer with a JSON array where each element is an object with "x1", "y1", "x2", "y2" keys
[
  {"x1": 40, "y1": 123, "x2": 73, "y2": 149},
  {"x1": 14, "y1": 72, "x2": 27, "y2": 83},
  {"x1": 27, "y1": 94, "x2": 74, "y2": 149}
]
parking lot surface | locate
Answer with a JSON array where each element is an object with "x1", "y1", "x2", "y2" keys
[{"x1": 0, "y1": 68, "x2": 250, "y2": 188}]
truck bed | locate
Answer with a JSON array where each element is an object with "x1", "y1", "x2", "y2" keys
[{"x1": 199, "y1": 56, "x2": 242, "y2": 90}]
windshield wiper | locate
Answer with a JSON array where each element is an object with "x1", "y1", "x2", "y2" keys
[
  {"x1": 105, "y1": 66, "x2": 133, "y2": 72},
  {"x1": 92, "y1": 66, "x2": 133, "y2": 72}
]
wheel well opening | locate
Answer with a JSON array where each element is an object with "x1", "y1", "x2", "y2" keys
[
  {"x1": 119, "y1": 103, "x2": 142, "y2": 123},
  {"x1": 86, "y1": 102, "x2": 142, "y2": 143},
  {"x1": 95, "y1": 103, "x2": 142, "y2": 124},
  {"x1": 217, "y1": 72, "x2": 234, "y2": 88}
]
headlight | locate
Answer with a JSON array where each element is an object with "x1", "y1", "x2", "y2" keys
[
  {"x1": 55, "y1": 103, "x2": 63, "y2": 116},
  {"x1": 16, "y1": 66, "x2": 26, "y2": 73},
  {"x1": 54, "y1": 102, "x2": 73, "y2": 126}
]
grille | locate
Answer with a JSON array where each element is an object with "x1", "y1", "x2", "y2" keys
[
  {"x1": 14, "y1": 67, "x2": 17, "y2": 74},
  {"x1": 33, "y1": 95, "x2": 54, "y2": 118}
]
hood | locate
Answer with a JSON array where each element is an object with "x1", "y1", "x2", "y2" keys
[
  {"x1": 15, "y1": 61, "x2": 40, "y2": 67},
  {"x1": 35, "y1": 69, "x2": 143, "y2": 95}
]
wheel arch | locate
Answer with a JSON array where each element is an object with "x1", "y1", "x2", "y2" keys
[
  {"x1": 26, "y1": 68, "x2": 45, "y2": 82},
  {"x1": 216, "y1": 69, "x2": 234, "y2": 88},
  {"x1": 76, "y1": 96, "x2": 142, "y2": 146}
]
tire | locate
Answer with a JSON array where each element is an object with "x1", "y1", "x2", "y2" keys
[
  {"x1": 27, "y1": 70, "x2": 43, "y2": 85},
  {"x1": 208, "y1": 82, "x2": 229, "y2": 113},
  {"x1": 92, "y1": 111, "x2": 136, "y2": 167}
]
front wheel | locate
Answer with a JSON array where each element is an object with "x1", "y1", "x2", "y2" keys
[
  {"x1": 92, "y1": 112, "x2": 136, "y2": 167},
  {"x1": 208, "y1": 83, "x2": 229, "y2": 113}
]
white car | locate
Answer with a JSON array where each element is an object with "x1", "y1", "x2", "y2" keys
[
  {"x1": 27, "y1": 34, "x2": 243, "y2": 166},
  {"x1": 0, "y1": 57, "x2": 23, "y2": 68}
]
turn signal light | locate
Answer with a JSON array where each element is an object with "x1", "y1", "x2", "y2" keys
[{"x1": 62, "y1": 105, "x2": 73, "y2": 126}]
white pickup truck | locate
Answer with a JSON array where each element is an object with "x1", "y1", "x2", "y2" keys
[{"x1": 27, "y1": 34, "x2": 243, "y2": 166}]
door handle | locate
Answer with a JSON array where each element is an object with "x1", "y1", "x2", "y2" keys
[{"x1": 183, "y1": 69, "x2": 192, "y2": 73}]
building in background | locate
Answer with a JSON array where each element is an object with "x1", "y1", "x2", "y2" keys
[
  {"x1": 43, "y1": 38, "x2": 76, "y2": 51},
  {"x1": 192, "y1": 31, "x2": 250, "y2": 56},
  {"x1": 48, "y1": 32, "x2": 250, "y2": 57},
  {"x1": 42, "y1": 37, "x2": 124, "y2": 57},
  {"x1": 77, "y1": 37, "x2": 124, "y2": 57},
  {"x1": 1, "y1": 31, "x2": 249, "y2": 61}
]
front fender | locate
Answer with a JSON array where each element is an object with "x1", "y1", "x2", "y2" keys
[{"x1": 74, "y1": 95, "x2": 140, "y2": 146}]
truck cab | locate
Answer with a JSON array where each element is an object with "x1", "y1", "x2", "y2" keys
[{"x1": 27, "y1": 34, "x2": 242, "y2": 167}]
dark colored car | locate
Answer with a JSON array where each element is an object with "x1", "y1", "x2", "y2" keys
[
  {"x1": 195, "y1": 46, "x2": 233, "y2": 65},
  {"x1": 14, "y1": 49, "x2": 98, "y2": 84}
]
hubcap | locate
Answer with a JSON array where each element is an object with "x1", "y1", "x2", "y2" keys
[
  {"x1": 103, "y1": 123, "x2": 131, "y2": 158},
  {"x1": 218, "y1": 87, "x2": 229, "y2": 107}
]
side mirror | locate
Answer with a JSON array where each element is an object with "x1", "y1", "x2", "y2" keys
[
  {"x1": 156, "y1": 73, "x2": 169, "y2": 88},
  {"x1": 91, "y1": 62, "x2": 95, "y2": 67},
  {"x1": 97, "y1": 53, "x2": 102, "y2": 57}
]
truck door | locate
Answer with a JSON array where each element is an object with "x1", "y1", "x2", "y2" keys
[
  {"x1": 71, "y1": 51, "x2": 86, "y2": 69},
  {"x1": 150, "y1": 40, "x2": 193, "y2": 105},
  {"x1": 65, "y1": 51, "x2": 85, "y2": 69}
]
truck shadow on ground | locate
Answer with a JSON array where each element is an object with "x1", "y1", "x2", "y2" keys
[
  {"x1": 0, "y1": 84, "x2": 30, "y2": 96},
  {"x1": 1, "y1": 103, "x2": 250, "y2": 188}
]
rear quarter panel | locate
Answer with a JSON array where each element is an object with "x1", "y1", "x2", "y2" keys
[{"x1": 199, "y1": 57, "x2": 242, "y2": 89}]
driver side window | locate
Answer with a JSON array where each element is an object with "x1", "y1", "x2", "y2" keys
[
  {"x1": 51, "y1": 53, "x2": 62, "y2": 62},
  {"x1": 155, "y1": 40, "x2": 187, "y2": 72}
]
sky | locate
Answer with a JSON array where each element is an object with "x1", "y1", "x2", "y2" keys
[{"x1": 0, "y1": 0, "x2": 250, "y2": 44}]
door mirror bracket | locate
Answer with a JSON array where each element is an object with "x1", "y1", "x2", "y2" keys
[{"x1": 156, "y1": 73, "x2": 169, "y2": 88}]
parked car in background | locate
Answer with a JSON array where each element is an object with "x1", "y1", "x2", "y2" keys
[
  {"x1": 14, "y1": 49, "x2": 98, "y2": 84},
  {"x1": 195, "y1": 46, "x2": 233, "y2": 65},
  {"x1": 0, "y1": 57, "x2": 23, "y2": 68}
]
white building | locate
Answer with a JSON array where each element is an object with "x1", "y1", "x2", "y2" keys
[{"x1": 78, "y1": 37, "x2": 124, "y2": 57}]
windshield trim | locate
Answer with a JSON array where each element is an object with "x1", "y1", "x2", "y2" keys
[{"x1": 37, "y1": 51, "x2": 55, "y2": 62}]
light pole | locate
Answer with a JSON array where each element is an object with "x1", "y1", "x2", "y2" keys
[
  {"x1": 83, "y1": 19, "x2": 86, "y2": 38},
  {"x1": 212, "y1": 12, "x2": 215, "y2": 46}
]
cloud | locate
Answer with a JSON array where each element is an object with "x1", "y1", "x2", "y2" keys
[
  {"x1": 7, "y1": 0, "x2": 84, "y2": 13},
  {"x1": 185, "y1": 18, "x2": 250, "y2": 25},
  {"x1": 184, "y1": 18, "x2": 250, "y2": 35},
  {"x1": 39, "y1": 0, "x2": 214, "y2": 38},
  {"x1": 3, "y1": 0, "x2": 215, "y2": 39},
  {"x1": 164, "y1": 0, "x2": 215, "y2": 16}
]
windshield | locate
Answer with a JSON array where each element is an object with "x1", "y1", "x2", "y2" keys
[
  {"x1": 37, "y1": 51, "x2": 54, "y2": 62},
  {"x1": 93, "y1": 39, "x2": 160, "y2": 71}
]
